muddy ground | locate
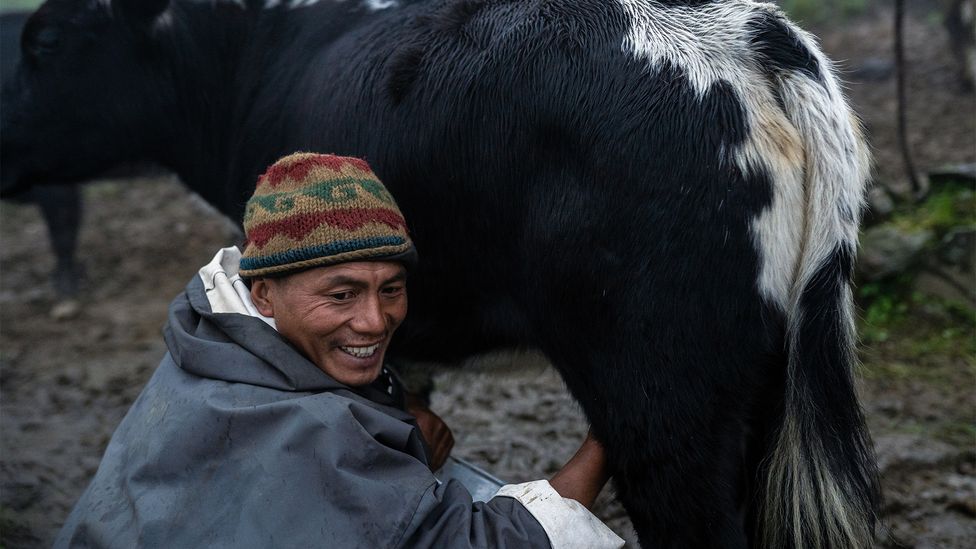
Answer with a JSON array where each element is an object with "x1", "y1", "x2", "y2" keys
[{"x1": 1, "y1": 4, "x2": 974, "y2": 548}]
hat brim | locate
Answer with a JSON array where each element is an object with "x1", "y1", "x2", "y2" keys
[{"x1": 240, "y1": 245, "x2": 418, "y2": 280}]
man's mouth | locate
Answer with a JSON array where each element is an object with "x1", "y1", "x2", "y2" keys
[{"x1": 338, "y1": 343, "x2": 381, "y2": 359}]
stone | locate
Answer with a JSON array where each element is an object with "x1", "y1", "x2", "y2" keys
[
  {"x1": 1, "y1": 473, "x2": 42, "y2": 511},
  {"x1": 865, "y1": 185, "x2": 896, "y2": 224},
  {"x1": 947, "y1": 498, "x2": 976, "y2": 518},
  {"x1": 49, "y1": 299, "x2": 81, "y2": 321},
  {"x1": 913, "y1": 269, "x2": 975, "y2": 304},
  {"x1": 938, "y1": 227, "x2": 975, "y2": 271},
  {"x1": 858, "y1": 225, "x2": 935, "y2": 281},
  {"x1": 927, "y1": 163, "x2": 976, "y2": 191},
  {"x1": 849, "y1": 56, "x2": 895, "y2": 81},
  {"x1": 874, "y1": 434, "x2": 958, "y2": 473},
  {"x1": 873, "y1": 396, "x2": 906, "y2": 416},
  {"x1": 957, "y1": 459, "x2": 975, "y2": 476}
]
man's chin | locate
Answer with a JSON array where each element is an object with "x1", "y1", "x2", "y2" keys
[{"x1": 322, "y1": 350, "x2": 386, "y2": 387}]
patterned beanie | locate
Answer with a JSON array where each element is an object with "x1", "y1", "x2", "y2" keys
[{"x1": 239, "y1": 152, "x2": 416, "y2": 278}]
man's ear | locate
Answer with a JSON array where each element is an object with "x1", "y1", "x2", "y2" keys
[{"x1": 250, "y1": 278, "x2": 275, "y2": 318}]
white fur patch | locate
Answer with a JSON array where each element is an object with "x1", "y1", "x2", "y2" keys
[
  {"x1": 262, "y1": 0, "x2": 321, "y2": 9},
  {"x1": 615, "y1": 0, "x2": 866, "y2": 313},
  {"x1": 744, "y1": 104, "x2": 805, "y2": 311},
  {"x1": 771, "y1": 28, "x2": 869, "y2": 318},
  {"x1": 363, "y1": 0, "x2": 398, "y2": 10},
  {"x1": 617, "y1": 1, "x2": 806, "y2": 311},
  {"x1": 152, "y1": 9, "x2": 175, "y2": 31},
  {"x1": 617, "y1": 0, "x2": 757, "y2": 97},
  {"x1": 260, "y1": 0, "x2": 398, "y2": 10}
]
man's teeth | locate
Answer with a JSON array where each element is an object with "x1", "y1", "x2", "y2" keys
[{"x1": 339, "y1": 344, "x2": 380, "y2": 358}]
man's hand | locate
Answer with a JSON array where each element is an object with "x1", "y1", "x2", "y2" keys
[
  {"x1": 549, "y1": 430, "x2": 611, "y2": 509},
  {"x1": 405, "y1": 395, "x2": 455, "y2": 470}
]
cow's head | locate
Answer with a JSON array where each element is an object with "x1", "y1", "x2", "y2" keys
[{"x1": 1, "y1": 0, "x2": 173, "y2": 196}]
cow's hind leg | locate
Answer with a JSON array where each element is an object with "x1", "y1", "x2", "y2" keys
[
  {"x1": 518, "y1": 226, "x2": 783, "y2": 547},
  {"x1": 611, "y1": 417, "x2": 748, "y2": 548},
  {"x1": 544, "y1": 336, "x2": 760, "y2": 547}
]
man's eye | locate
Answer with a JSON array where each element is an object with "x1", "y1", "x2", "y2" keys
[
  {"x1": 381, "y1": 285, "x2": 404, "y2": 296},
  {"x1": 329, "y1": 291, "x2": 355, "y2": 301}
]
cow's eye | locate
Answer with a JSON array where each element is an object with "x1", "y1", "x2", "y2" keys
[{"x1": 24, "y1": 26, "x2": 62, "y2": 62}]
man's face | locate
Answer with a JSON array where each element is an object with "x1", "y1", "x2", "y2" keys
[{"x1": 250, "y1": 261, "x2": 408, "y2": 387}]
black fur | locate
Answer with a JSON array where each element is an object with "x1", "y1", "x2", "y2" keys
[
  {"x1": 748, "y1": 11, "x2": 822, "y2": 84},
  {"x1": 387, "y1": 45, "x2": 426, "y2": 104}
]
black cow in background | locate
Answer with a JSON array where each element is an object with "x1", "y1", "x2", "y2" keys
[
  {"x1": 1, "y1": 10, "x2": 82, "y2": 296},
  {"x1": 1, "y1": 0, "x2": 881, "y2": 547}
]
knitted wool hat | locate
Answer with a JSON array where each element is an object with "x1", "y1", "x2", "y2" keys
[{"x1": 239, "y1": 152, "x2": 416, "y2": 278}]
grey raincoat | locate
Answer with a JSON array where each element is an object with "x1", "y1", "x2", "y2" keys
[{"x1": 54, "y1": 274, "x2": 551, "y2": 548}]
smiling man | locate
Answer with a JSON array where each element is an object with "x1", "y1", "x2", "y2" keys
[
  {"x1": 56, "y1": 153, "x2": 623, "y2": 549},
  {"x1": 250, "y1": 262, "x2": 409, "y2": 387}
]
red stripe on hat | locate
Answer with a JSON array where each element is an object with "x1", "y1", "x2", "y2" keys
[
  {"x1": 247, "y1": 208, "x2": 407, "y2": 247},
  {"x1": 262, "y1": 155, "x2": 374, "y2": 187},
  {"x1": 316, "y1": 155, "x2": 372, "y2": 172}
]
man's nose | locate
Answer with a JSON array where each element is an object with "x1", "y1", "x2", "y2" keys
[{"x1": 351, "y1": 294, "x2": 386, "y2": 335}]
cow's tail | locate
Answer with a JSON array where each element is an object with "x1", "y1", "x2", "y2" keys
[{"x1": 757, "y1": 20, "x2": 881, "y2": 549}]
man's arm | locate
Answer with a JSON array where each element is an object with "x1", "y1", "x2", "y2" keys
[
  {"x1": 405, "y1": 393, "x2": 455, "y2": 470},
  {"x1": 549, "y1": 431, "x2": 611, "y2": 509},
  {"x1": 400, "y1": 403, "x2": 624, "y2": 549}
]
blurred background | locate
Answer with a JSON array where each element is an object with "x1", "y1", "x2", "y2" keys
[{"x1": 1, "y1": 0, "x2": 973, "y2": 546}]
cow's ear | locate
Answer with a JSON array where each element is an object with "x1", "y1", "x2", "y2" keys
[{"x1": 113, "y1": 0, "x2": 171, "y2": 31}]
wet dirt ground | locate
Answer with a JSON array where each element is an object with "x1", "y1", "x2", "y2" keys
[{"x1": 1, "y1": 4, "x2": 973, "y2": 548}]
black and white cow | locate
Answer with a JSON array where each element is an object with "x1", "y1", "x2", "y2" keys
[{"x1": 1, "y1": 0, "x2": 880, "y2": 546}]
